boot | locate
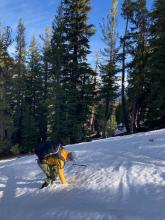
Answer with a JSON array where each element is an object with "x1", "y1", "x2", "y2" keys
[{"x1": 40, "y1": 181, "x2": 49, "y2": 189}]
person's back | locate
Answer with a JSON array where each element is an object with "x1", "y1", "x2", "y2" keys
[{"x1": 35, "y1": 140, "x2": 60, "y2": 160}]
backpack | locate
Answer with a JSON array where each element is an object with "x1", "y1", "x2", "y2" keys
[{"x1": 35, "y1": 140, "x2": 62, "y2": 160}]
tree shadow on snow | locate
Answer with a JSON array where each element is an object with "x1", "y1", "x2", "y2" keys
[{"x1": 0, "y1": 179, "x2": 165, "y2": 220}]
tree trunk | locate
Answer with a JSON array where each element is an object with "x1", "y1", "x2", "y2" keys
[{"x1": 121, "y1": 16, "x2": 130, "y2": 133}]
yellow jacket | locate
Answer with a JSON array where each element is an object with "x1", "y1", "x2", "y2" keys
[{"x1": 46, "y1": 148, "x2": 69, "y2": 184}]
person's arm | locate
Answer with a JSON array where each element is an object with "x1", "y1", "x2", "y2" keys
[{"x1": 57, "y1": 160, "x2": 69, "y2": 184}]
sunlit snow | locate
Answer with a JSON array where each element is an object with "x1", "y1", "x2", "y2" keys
[{"x1": 0, "y1": 129, "x2": 165, "y2": 220}]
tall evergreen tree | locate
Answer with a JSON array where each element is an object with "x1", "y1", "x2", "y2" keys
[
  {"x1": 40, "y1": 27, "x2": 52, "y2": 141},
  {"x1": 126, "y1": 0, "x2": 150, "y2": 132},
  {"x1": 146, "y1": 0, "x2": 165, "y2": 129},
  {"x1": 99, "y1": 0, "x2": 119, "y2": 136},
  {"x1": 12, "y1": 19, "x2": 26, "y2": 144},
  {"x1": 88, "y1": 50, "x2": 101, "y2": 134},
  {"x1": 0, "y1": 24, "x2": 13, "y2": 154},
  {"x1": 120, "y1": 0, "x2": 133, "y2": 133},
  {"x1": 21, "y1": 36, "x2": 41, "y2": 151},
  {"x1": 61, "y1": 0, "x2": 95, "y2": 143},
  {"x1": 50, "y1": 2, "x2": 67, "y2": 142}
]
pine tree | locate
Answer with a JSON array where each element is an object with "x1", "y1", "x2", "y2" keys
[
  {"x1": 120, "y1": 0, "x2": 133, "y2": 133},
  {"x1": 146, "y1": 0, "x2": 165, "y2": 129},
  {"x1": 61, "y1": 0, "x2": 95, "y2": 143},
  {"x1": 21, "y1": 36, "x2": 41, "y2": 151},
  {"x1": 99, "y1": 0, "x2": 119, "y2": 137},
  {"x1": 0, "y1": 24, "x2": 13, "y2": 155},
  {"x1": 88, "y1": 50, "x2": 101, "y2": 134},
  {"x1": 40, "y1": 27, "x2": 52, "y2": 141},
  {"x1": 12, "y1": 19, "x2": 26, "y2": 145},
  {"x1": 50, "y1": 2, "x2": 67, "y2": 142},
  {"x1": 125, "y1": 0, "x2": 150, "y2": 132}
]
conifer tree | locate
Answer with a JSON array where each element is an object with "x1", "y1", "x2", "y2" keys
[
  {"x1": 61, "y1": 0, "x2": 95, "y2": 143},
  {"x1": 50, "y1": 2, "x2": 67, "y2": 142},
  {"x1": 40, "y1": 27, "x2": 52, "y2": 141},
  {"x1": 146, "y1": 0, "x2": 165, "y2": 129},
  {"x1": 120, "y1": 0, "x2": 133, "y2": 133},
  {"x1": 12, "y1": 19, "x2": 26, "y2": 144},
  {"x1": 88, "y1": 50, "x2": 101, "y2": 134},
  {"x1": 100, "y1": 0, "x2": 119, "y2": 137},
  {"x1": 125, "y1": 0, "x2": 150, "y2": 132},
  {"x1": 0, "y1": 24, "x2": 13, "y2": 154},
  {"x1": 21, "y1": 36, "x2": 41, "y2": 151}
]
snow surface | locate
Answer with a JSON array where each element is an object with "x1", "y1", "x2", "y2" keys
[{"x1": 0, "y1": 129, "x2": 165, "y2": 220}]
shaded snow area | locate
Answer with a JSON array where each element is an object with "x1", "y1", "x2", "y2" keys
[{"x1": 0, "y1": 129, "x2": 165, "y2": 220}]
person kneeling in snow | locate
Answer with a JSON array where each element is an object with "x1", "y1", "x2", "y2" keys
[{"x1": 35, "y1": 140, "x2": 76, "y2": 189}]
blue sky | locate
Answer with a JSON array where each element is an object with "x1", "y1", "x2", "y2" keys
[{"x1": 0, "y1": 0, "x2": 153, "y2": 63}]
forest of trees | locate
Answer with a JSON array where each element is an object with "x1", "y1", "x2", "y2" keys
[{"x1": 0, "y1": 0, "x2": 165, "y2": 156}]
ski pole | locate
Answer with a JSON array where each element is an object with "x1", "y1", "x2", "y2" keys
[{"x1": 72, "y1": 163, "x2": 87, "y2": 167}]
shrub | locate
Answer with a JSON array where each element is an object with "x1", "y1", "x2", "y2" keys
[{"x1": 10, "y1": 144, "x2": 20, "y2": 155}]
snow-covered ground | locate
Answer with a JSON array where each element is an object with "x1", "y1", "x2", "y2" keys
[{"x1": 0, "y1": 129, "x2": 165, "y2": 220}]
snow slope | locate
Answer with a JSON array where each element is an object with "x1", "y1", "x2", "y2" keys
[{"x1": 0, "y1": 129, "x2": 165, "y2": 220}]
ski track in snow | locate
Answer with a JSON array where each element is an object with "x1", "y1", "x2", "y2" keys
[{"x1": 0, "y1": 129, "x2": 165, "y2": 220}]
